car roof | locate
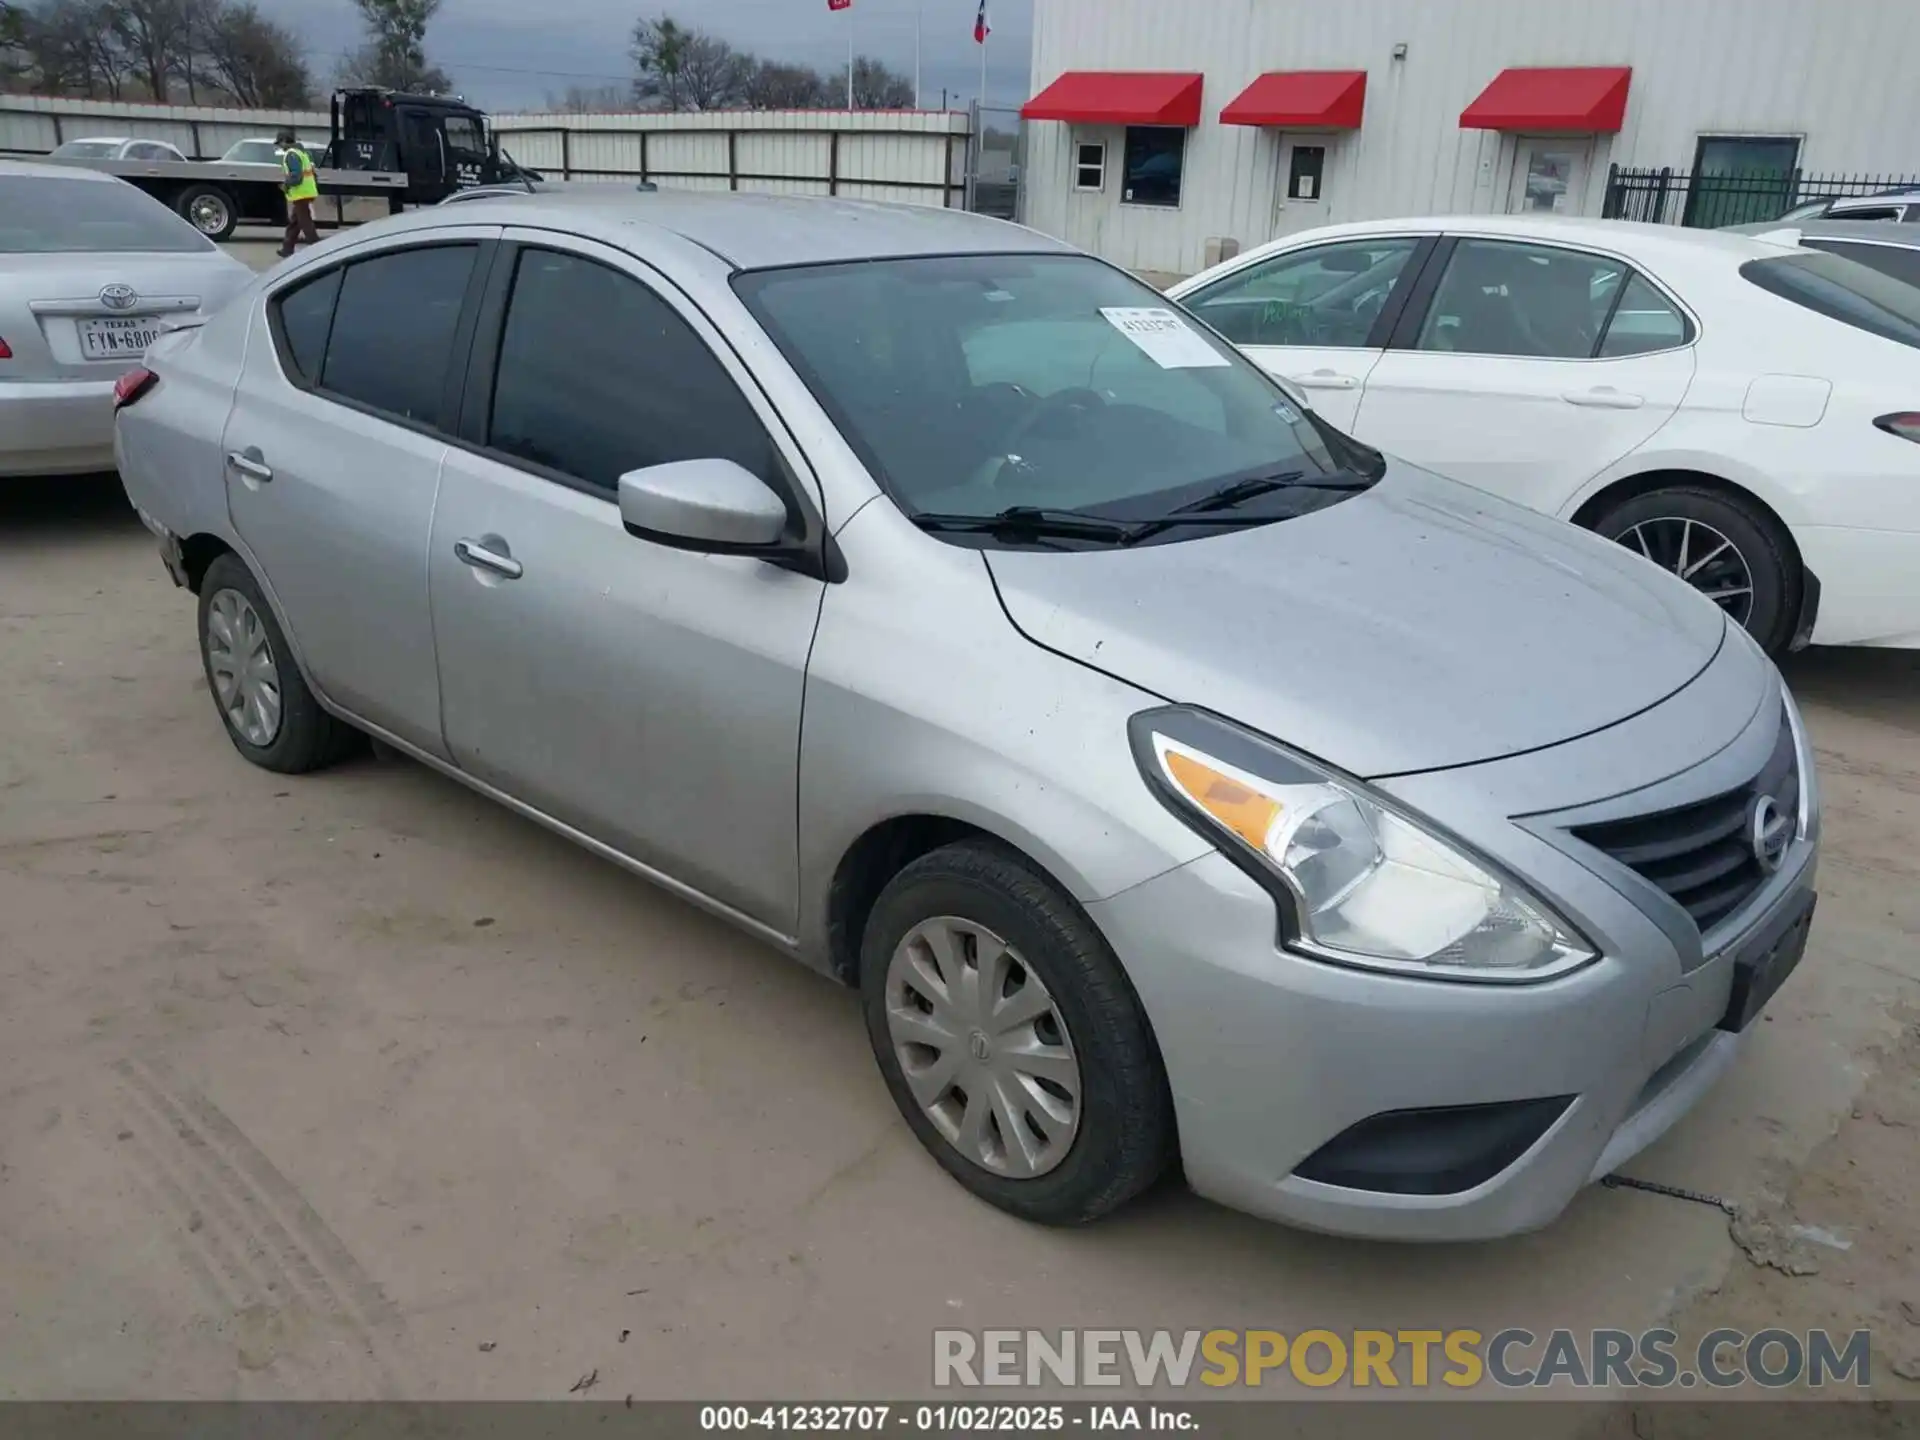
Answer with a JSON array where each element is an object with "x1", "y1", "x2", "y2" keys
[
  {"x1": 1272, "y1": 213, "x2": 1797, "y2": 261},
  {"x1": 1729, "y1": 218, "x2": 1920, "y2": 247},
  {"x1": 0, "y1": 157, "x2": 125, "y2": 183},
  {"x1": 391, "y1": 189, "x2": 1073, "y2": 270},
  {"x1": 1831, "y1": 189, "x2": 1920, "y2": 205}
]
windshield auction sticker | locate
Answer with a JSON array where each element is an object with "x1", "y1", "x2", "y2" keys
[{"x1": 1098, "y1": 307, "x2": 1231, "y2": 369}]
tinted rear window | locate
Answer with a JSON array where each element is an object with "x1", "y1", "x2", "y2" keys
[
  {"x1": 1741, "y1": 250, "x2": 1920, "y2": 349},
  {"x1": 0, "y1": 175, "x2": 214, "y2": 254},
  {"x1": 1803, "y1": 239, "x2": 1920, "y2": 292},
  {"x1": 318, "y1": 244, "x2": 476, "y2": 425}
]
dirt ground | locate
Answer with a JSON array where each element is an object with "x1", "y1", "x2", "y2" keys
[{"x1": 2, "y1": 470, "x2": 1918, "y2": 1411}]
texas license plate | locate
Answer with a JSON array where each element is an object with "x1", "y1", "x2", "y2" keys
[
  {"x1": 79, "y1": 316, "x2": 165, "y2": 361},
  {"x1": 1716, "y1": 890, "x2": 1816, "y2": 1033}
]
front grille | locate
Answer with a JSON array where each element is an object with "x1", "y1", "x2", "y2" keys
[{"x1": 1571, "y1": 708, "x2": 1797, "y2": 934}]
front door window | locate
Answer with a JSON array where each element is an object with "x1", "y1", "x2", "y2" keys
[{"x1": 1509, "y1": 143, "x2": 1589, "y2": 215}]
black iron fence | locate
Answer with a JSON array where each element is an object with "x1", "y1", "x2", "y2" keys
[{"x1": 1603, "y1": 165, "x2": 1920, "y2": 229}]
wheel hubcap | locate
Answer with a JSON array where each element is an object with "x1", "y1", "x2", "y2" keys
[
  {"x1": 189, "y1": 195, "x2": 229, "y2": 234},
  {"x1": 1611, "y1": 517, "x2": 1756, "y2": 627},
  {"x1": 206, "y1": 588, "x2": 283, "y2": 747},
  {"x1": 884, "y1": 916, "x2": 1082, "y2": 1179}
]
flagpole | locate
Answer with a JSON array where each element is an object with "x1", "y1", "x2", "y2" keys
[
  {"x1": 913, "y1": 0, "x2": 923, "y2": 109},
  {"x1": 846, "y1": 1, "x2": 855, "y2": 108},
  {"x1": 979, "y1": 26, "x2": 988, "y2": 109}
]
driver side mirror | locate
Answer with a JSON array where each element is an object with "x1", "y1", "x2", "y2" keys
[{"x1": 617, "y1": 458, "x2": 790, "y2": 553}]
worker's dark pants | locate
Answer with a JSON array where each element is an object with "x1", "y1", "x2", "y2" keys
[{"x1": 280, "y1": 199, "x2": 319, "y2": 256}]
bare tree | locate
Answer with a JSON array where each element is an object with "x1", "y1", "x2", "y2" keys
[
  {"x1": 545, "y1": 81, "x2": 627, "y2": 113},
  {"x1": 629, "y1": 14, "x2": 747, "y2": 111},
  {"x1": 200, "y1": 0, "x2": 309, "y2": 106},
  {"x1": 849, "y1": 54, "x2": 911, "y2": 110},
  {"x1": 742, "y1": 58, "x2": 827, "y2": 110},
  {"x1": 25, "y1": 0, "x2": 130, "y2": 97},
  {"x1": 340, "y1": 0, "x2": 449, "y2": 92},
  {"x1": 112, "y1": 0, "x2": 190, "y2": 99}
]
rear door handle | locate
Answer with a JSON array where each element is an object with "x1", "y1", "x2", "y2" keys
[
  {"x1": 1562, "y1": 387, "x2": 1644, "y2": 410},
  {"x1": 454, "y1": 537, "x2": 523, "y2": 580},
  {"x1": 1285, "y1": 370, "x2": 1360, "y2": 390},
  {"x1": 226, "y1": 448, "x2": 272, "y2": 482}
]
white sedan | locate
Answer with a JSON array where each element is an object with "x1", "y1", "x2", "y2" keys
[{"x1": 1171, "y1": 215, "x2": 1920, "y2": 653}]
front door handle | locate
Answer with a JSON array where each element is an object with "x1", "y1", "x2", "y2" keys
[
  {"x1": 454, "y1": 536, "x2": 523, "y2": 580},
  {"x1": 1285, "y1": 370, "x2": 1359, "y2": 390},
  {"x1": 1562, "y1": 387, "x2": 1645, "y2": 410},
  {"x1": 226, "y1": 448, "x2": 272, "y2": 482}
]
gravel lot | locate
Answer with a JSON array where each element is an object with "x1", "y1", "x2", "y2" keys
[{"x1": 2, "y1": 248, "x2": 1918, "y2": 1405}]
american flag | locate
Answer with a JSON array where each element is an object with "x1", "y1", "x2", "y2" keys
[
  {"x1": 974, "y1": 0, "x2": 990, "y2": 43},
  {"x1": 827, "y1": 0, "x2": 851, "y2": 10}
]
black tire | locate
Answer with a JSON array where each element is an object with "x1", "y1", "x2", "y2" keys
[
  {"x1": 1594, "y1": 484, "x2": 1800, "y2": 656},
  {"x1": 860, "y1": 840, "x2": 1174, "y2": 1225},
  {"x1": 174, "y1": 183, "x2": 237, "y2": 241},
  {"x1": 197, "y1": 553, "x2": 356, "y2": 774}
]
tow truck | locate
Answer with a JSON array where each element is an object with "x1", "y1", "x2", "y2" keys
[{"x1": 39, "y1": 87, "x2": 536, "y2": 241}]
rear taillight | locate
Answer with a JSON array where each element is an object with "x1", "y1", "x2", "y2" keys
[
  {"x1": 113, "y1": 366, "x2": 158, "y2": 411},
  {"x1": 1874, "y1": 412, "x2": 1920, "y2": 444},
  {"x1": 0, "y1": 336, "x2": 12, "y2": 359}
]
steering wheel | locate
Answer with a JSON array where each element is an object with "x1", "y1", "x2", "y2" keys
[{"x1": 970, "y1": 387, "x2": 1108, "y2": 490}]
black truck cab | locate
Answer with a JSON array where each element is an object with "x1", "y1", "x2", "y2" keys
[{"x1": 328, "y1": 88, "x2": 531, "y2": 207}]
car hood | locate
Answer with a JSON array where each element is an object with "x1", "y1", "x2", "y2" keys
[{"x1": 985, "y1": 464, "x2": 1727, "y2": 779}]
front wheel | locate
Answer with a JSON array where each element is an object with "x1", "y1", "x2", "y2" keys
[
  {"x1": 1594, "y1": 485, "x2": 1800, "y2": 655},
  {"x1": 175, "y1": 183, "x2": 237, "y2": 241},
  {"x1": 861, "y1": 841, "x2": 1174, "y2": 1225}
]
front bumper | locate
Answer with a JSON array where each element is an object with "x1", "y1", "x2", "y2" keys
[
  {"x1": 1092, "y1": 841, "x2": 1815, "y2": 1241},
  {"x1": 0, "y1": 378, "x2": 118, "y2": 477}
]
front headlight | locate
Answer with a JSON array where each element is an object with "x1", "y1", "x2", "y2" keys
[{"x1": 1130, "y1": 708, "x2": 1595, "y2": 983}]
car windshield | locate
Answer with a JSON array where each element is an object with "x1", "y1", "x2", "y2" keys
[
  {"x1": 222, "y1": 140, "x2": 280, "y2": 163},
  {"x1": 735, "y1": 253, "x2": 1378, "y2": 544},
  {"x1": 0, "y1": 175, "x2": 215, "y2": 254},
  {"x1": 1741, "y1": 249, "x2": 1920, "y2": 349},
  {"x1": 51, "y1": 140, "x2": 120, "y2": 158}
]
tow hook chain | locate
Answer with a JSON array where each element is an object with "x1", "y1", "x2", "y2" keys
[{"x1": 1601, "y1": 1173, "x2": 1739, "y2": 1217}]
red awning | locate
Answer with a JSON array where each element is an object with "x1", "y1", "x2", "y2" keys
[
  {"x1": 1022, "y1": 72, "x2": 1205, "y2": 127},
  {"x1": 1459, "y1": 66, "x2": 1632, "y2": 133},
  {"x1": 1220, "y1": 70, "x2": 1367, "y2": 129}
]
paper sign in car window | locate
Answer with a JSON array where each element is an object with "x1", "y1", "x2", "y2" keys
[{"x1": 1099, "y1": 307, "x2": 1231, "y2": 369}]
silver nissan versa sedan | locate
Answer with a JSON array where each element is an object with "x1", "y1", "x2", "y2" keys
[{"x1": 114, "y1": 193, "x2": 1820, "y2": 1240}]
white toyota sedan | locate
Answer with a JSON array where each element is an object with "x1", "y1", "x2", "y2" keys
[{"x1": 1171, "y1": 216, "x2": 1920, "y2": 653}]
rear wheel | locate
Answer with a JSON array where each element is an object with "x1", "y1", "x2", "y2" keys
[
  {"x1": 1594, "y1": 485, "x2": 1799, "y2": 655},
  {"x1": 860, "y1": 841, "x2": 1174, "y2": 1225},
  {"x1": 175, "y1": 183, "x2": 237, "y2": 241},
  {"x1": 197, "y1": 554, "x2": 356, "y2": 773}
]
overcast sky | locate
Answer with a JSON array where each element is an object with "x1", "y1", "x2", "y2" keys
[{"x1": 262, "y1": 0, "x2": 1035, "y2": 114}]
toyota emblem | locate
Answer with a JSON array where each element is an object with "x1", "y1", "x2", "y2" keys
[
  {"x1": 99, "y1": 283, "x2": 139, "y2": 311},
  {"x1": 1748, "y1": 794, "x2": 1793, "y2": 874}
]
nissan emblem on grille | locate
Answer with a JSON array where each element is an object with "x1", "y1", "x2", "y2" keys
[
  {"x1": 1749, "y1": 794, "x2": 1793, "y2": 874},
  {"x1": 99, "y1": 284, "x2": 138, "y2": 311}
]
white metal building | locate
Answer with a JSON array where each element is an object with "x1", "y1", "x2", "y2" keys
[{"x1": 1020, "y1": 0, "x2": 1920, "y2": 277}]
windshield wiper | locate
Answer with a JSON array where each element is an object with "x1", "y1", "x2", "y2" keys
[
  {"x1": 1119, "y1": 468, "x2": 1377, "y2": 545},
  {"x1": 911, "y1": 506, "x2": 1138, "y2": 545}
]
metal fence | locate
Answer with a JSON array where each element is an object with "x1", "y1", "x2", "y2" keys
[{"x1": 1603, "y1": 164, "x2": 1920, "y2": 228}]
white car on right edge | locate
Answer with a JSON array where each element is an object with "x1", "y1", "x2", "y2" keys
[{"x1": 1170, "y1": 216, "x2": 1920, "y2": 654}]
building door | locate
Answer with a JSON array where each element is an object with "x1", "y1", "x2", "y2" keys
[
  {"x1": 1683, "y1": 135, "x2": 1801, "y2": 227},
  {"x1": 1507, "y1": 139, "x2": 1591, "y2": 216},
  {"x1": 1270, "y1": 138, "x2": 1331, "y2": 237}
]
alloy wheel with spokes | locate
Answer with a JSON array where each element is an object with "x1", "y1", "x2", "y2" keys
[
  {"x1": 1611, "y1": 516, "x2": 1756, "y2": 627},
  {"x1": 205, "y1": 586, "x2": 283, "y2": 747},
  {"x1": 884, "y1": 915, "x2": 1082, "y2": 1179}
]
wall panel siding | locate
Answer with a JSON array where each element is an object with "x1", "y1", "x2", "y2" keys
[{"x1": 1026, "y1": 0, "x2": 1920, "y2": 275}]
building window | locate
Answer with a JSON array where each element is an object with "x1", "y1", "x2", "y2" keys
[
  {"x1": 1122, "y1": 126, "x2": 1185, "y2": 208},
  {"x1": 1684, "y1": 135, "x2": 1801, "y2": 227},
  {"x1": 1074, "y1": 141, "x2": 1106, "y2": 192}
]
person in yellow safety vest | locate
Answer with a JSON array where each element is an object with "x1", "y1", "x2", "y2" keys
[{"x1": 276, "y1": 127, "x2": 320, "y2": 259}]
